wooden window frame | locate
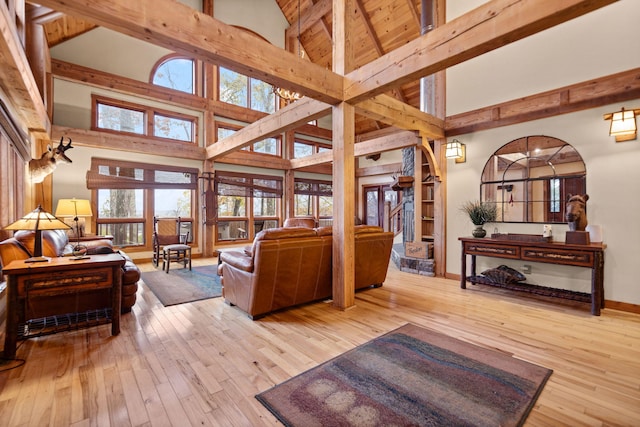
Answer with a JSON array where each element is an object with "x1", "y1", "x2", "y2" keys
[{"x1": 92, "y1": 94, "x2": 199, "y2": 144}]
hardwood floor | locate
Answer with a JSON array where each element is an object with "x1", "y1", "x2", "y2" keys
[{"x1": 0, "y1": 258, "x2": 639, "y2": 426}]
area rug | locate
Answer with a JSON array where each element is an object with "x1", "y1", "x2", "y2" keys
[
  {"x1": 256, "y1": 323, "x2": 552, "y2": 427},
  {"x1": 142, "y1": 265, "x2": 222, "y2": 306}
]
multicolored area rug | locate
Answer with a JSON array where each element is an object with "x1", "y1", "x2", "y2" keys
[
  {"x1": 142, "y1": 265, "x2": 222, "y2": 306},
  {"x1": 256, "y1": 323, "x2": 552, "y2": 426}
]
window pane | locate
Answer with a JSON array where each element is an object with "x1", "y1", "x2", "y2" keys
[
  {"x1": 97, "y1": 104, "x2": 144, "y2": 134},
  {"x1": 319, "y1": 196, "x2": 333, "y2": 217},
  {"x1": 218, "y1": 127, "x2": 236, "y2": 140},
  {"x1": 254, "y1": 219, "x2": 279, "y2": 234},
  {"x1": 253, "y1": 137, "x2": 277, "y2": 155},
  {"x1": 154, "y1": 114, "x2": 193, "y2": 142},
  {"x1": 98, "y1": 165, "x2": 144, "y2": 181},
  {"x1": 154, "y1": 189, "x2": 192, "y2": 217},
  {"x1": 219, "y1": 67, "x2": 247, "y2": 107},
  {"x1": 153, "y1": 58, "x2": 194, "y2": 94},
  {"x1": 218, "y1": 195, "x2": 246, "y2": 216},
  {"x1": 98, "y1": 189, "x2": 143, "y2": 217},
  {"x1": 217, "y1": 220, "x2": 248, "y2": 241},
  {"x1": 97, "y1": 222, "x2": 144, "y2": 247},
  {"x1": 295, "y1": 194, "x2": 312, "y2": 216},
  {"x1": 253, "y1": 197, "x2": 276, "y2": 216},
  {"x1": 250, "y1": 78, "x2": 275, "y2": 113},
  {"x1": 294, "y1": 142, "x2": 313, "y2": 158},
  {"x1": 318, "y1": 146, "x2": 330, "y2": 153}
]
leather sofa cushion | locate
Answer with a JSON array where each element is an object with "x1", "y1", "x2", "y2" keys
[
  {"x1": 256, "y1": 227, "x2": 317, "y2": 241},
  {"x1": 355, "y1": 225, "x2": 384, "y2": 234},
  {"x1": 315, "y1": 226, "x2": 332, "y2": 236},
  {"x1": 220, "y1": 250, "x2": 253, "y2": 272}
]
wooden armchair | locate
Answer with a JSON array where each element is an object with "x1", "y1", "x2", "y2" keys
[{"x1": 152, "y1": 217, "x2": 189, "y2": 267}]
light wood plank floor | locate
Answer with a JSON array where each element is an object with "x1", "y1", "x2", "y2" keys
[{"x1": 0, "y1": 258, "x2": 638, "y2": 426}]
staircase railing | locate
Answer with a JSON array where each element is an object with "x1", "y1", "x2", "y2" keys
[{"x1": 384, "y1": 201, "x2": 403, "y2": 236}]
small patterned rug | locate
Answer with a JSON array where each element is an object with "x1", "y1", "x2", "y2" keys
[
  {"x1": 256, "y1": 323, "x2": 552, "y2": 427},
  {"x1": 142, "y1": 265, "x2": 222, "y2": 306}
]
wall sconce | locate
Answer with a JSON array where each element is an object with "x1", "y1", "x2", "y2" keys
[
  {"x1": 445, "y1": 139, "x2": 466, "y2": 163},
  {"x1": 604, "y1": 107, "x2": 638, "y2": 142}
]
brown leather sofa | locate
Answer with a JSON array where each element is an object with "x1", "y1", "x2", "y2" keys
[
  {"x1": 0, "y1": 229, "x2": 140, "y2": 313},
  {"x1": 218, "y1": 225, "x2": 394, "y2": 319}
]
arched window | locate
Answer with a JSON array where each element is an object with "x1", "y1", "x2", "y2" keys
[{"x1": 151, "y1": 55, "x2": 196, "y2": 94}]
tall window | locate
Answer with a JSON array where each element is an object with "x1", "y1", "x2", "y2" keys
[
  {"x1": 92, "y1": 95, "x2": 198, "y2": 144},
  {"x1": 215, "y1": 172, "x2": 282, "y2": 242},
  {"x1": 217, "y1": 123, "x2": 280, "y2": 156},
  {"x1": 87, "y1": 158, "x2": 198, "y2": 248},
  {"x1": 151, "y1": 56, "x2": 196, "y2": 94},
  {"x1": 293, "y1": 138, "x2": 331, "y2": 159},
  {"x1": 219, "y1": 67, "x2": 276, "y2": 114},
  {"x1": 294, "y1": 178, "x2": 333, "y2": 226}
]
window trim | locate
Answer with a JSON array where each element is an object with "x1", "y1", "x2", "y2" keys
[
  {"x1": 149, "y1": 54, "x2": 201, "y2": 96},
  {"x1": 92, "y1": 94, "x2": 199, "y2": 144}
]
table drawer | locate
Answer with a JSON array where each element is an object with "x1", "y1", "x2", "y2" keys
[
  {"x1": 465, "y1": 242, "x2": 520, "y2": 259},
  {"x1": 522, "y1": 247, "x2": 594, "y2": 267},
  {"x1": 19, "y1": 268, "x2": 114, "y2": 297}
]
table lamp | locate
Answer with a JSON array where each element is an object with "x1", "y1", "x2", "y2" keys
[
  {"x1": 4, "y1": 205, "x2": 71, "y2": 262},
  {"x1": 55, "y1": 198, "x2": 93, "y2": 259}
]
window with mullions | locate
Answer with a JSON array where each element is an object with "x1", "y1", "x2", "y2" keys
[
  {"x1": 216, "y1": 123, "x2": 280, "y2": 156},
  {"x1": 215, "y1": 172, "x2": 282, "y2": 242},
  {"x1": 294, "y1": 178, "x2": 333, "y2": 226},
  {"x1": 151, "y1": 56, "x2": 196, "y2": 94},
  {"x1": 87, "y1": 158, "x2": 198, "y2": 248},
  {"x1": 480, "y1": 135, "x2": 586, "y2": 223},
  {"x1": 219, "y1": 67, "x2": 276, "y2": 114},
  {"x1": 293, "y1": 138, "x2": 331, "y2": 159},
  {"x1": 93, "y1": 95, "x2": 198, "y2": 144}
]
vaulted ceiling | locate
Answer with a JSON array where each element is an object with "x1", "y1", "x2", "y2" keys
[{"x1": 37, "y1": 0, "x2": 428, "y2": 136}]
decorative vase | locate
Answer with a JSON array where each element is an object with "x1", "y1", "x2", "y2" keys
[{"x1": 472, "y1": 224, "x2": 486, "y2": 238}]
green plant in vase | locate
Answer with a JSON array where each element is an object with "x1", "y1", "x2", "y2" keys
[{"x1": 461, "y1": 200, "x2": 497, "y2": 238}]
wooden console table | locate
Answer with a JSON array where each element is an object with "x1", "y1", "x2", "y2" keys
[
  {"x1": 2, "y1": 254, "x2": 125, "y2": 358},
  {"x1": 459, "y1": 237, "x2": 605, "y2": 315}
]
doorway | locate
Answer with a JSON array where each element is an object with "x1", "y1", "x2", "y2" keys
[{"x1": 364, "y1": 185, "x2": 401, "y2": 227}]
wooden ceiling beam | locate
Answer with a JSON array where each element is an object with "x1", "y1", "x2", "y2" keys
[
  {"x1": 290, "y1": 129, "x2": 419, "y2": 169},
  {"x1": 285, "y1": 0, "x2": 332, "y2": 39},
  {"x1": 26, "y1": 5, "x2": 64, "y2": 24},
  {"x1": 344, "y1": 0, "x2": 618, "y2": 103},
  {"x1": 356, "y1": 94, "x2": 444, "y2": 139},
  {"x1": 0, "y1": 1, "x2": 50, "y2": 139},
  {"x1": 446, "y1": 67, "x2": 640, "y2": 136},
  {"x1": 35, "y1": 0, "x2": 344, "y2": 104},
  {"x1": 52, "y1": 125, "x2": 205, "y2": 160},
  {"x1": 206, "y1": 97, "x2": 331, "y2": 159}
]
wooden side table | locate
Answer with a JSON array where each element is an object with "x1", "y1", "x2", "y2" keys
[{"x1": 1, "y1": 254, "x2": 125, "y2": 359}]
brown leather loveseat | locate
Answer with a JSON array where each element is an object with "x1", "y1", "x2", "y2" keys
[
  {"x1": 218, "y1": 225, "x2": 394, "y2": 319},
  {"x1": 0, "y1": 229, "x2": 140, "y2": 313}
]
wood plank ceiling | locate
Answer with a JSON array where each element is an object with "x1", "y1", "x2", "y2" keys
[{"x1": 40, "y1": 0, "x2": 425, "y2": 136}]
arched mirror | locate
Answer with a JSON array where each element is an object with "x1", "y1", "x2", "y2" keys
[{"x1": 480, "y1": 135, "x2": 586, "y2": 223}]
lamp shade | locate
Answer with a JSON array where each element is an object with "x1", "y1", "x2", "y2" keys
[
  {"x1": 609, "y1": 108, "x2": 637, "y2": 138},
  {"x1": 445, "y1": 140, "x2": 464, "y2": 159},
  {"x1": 4, "y1": 205, "x2": 71, "y2": 262},
  {"x1": 55, "y1": 198, "x2": 93, "y2": 218}
]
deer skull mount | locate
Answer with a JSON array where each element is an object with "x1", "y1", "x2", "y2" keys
[{"x1": 28, "y1": 137, "x2": 74, "y2": 184}]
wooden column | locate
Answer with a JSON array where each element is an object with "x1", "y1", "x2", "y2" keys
[{"x1": 331, "y1": 0, "x2": 356, "y2": 310}]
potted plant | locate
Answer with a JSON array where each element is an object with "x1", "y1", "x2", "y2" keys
[{"x1": 461, "y1": 200, "x2": 497, "y2": 238}]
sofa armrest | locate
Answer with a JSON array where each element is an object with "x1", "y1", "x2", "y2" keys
[{"x1": 220, "y1": 250, "x2": 254, "y2": 272}]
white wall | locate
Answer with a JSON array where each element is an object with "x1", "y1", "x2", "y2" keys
[{"x1": 445, "y1": 0, "x2": 640, "y2": 305}]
